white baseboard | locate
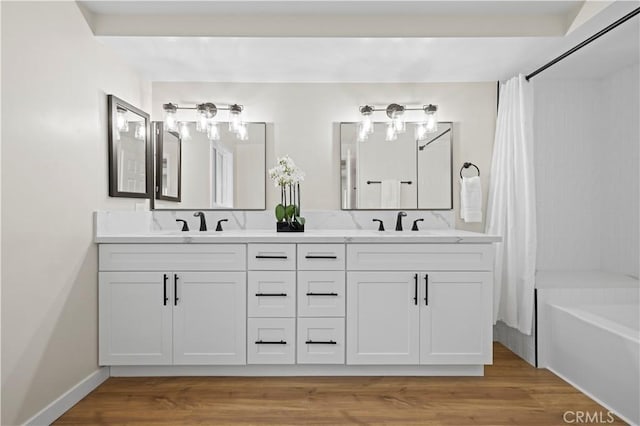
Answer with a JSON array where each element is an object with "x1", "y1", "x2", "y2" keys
[{"x1": 24, "y1": 367, "x2": 110, "y2": 426}]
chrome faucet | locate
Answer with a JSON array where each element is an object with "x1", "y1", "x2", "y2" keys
[
  {"x1": 395, "y1": 211, "x2": 407, "y2": 231},
  {"x1": 193, "y1": 212, "x2": 207, "y2": 231}
]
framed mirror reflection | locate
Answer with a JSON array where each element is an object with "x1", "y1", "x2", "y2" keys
[
  {"x1": 153, "y1": 121, "x2": 266, "y2": 210},
  {"x1": 340, "y1": 122, "x2": 453, "y2": 210},
  {"x1": 107, "y1": 95, "x2": 152, "y2": 198}
]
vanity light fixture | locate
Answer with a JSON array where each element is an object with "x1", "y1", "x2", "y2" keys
[
  {"x1": 357, "y1": 103, "x2": 439, "y2": 141},
  {"x1": 162, "y1": 101, "x2": 247, "y2": 140}
]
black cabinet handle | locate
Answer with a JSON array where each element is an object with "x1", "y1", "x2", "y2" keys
[
  {"x1": 305, "y1": 255, "x2": 337, "y2": 259},
  {"x1": 255, "y1": 340, "x2": 287, "y2": 345},
  {"x1": 424, "y1": 274, "x2": 429, "y2": 305},
  {"x1": 174, "y1": 274, "x2": 179, "y2": 306},
  {"x1": 414, "y1": 273, "x2": 418, "y2": 305},
  {"x1": 255, "y1": 293, "x2": 287, "y2": 297},
  {"x1": 306, "y1": 292, "x2": 338, "y2": 296},
  {"x1": 305, "y1": 340, "x2": 337, "y2": 345},
  {"x1": 255, "y1": 255, "x2": 288, "y2": 259},
  {"x1": 163, "y1": 274, "x2": 169, "y2": 306}
]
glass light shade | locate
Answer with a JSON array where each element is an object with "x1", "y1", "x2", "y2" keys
[
  {"x1": 164, "y1": 109, "x2": 178, "y2": 132},
  {"x1": 116, "y1": 108, "x2": 129, "y2": 132},
  {"x1": 415, "y1": 122, "x2": 427, "y2": 140},
  {"x1": 236, "y1": 123, "x2": 249, "y2": 141},
  {"x1": 178, "y1": 122, "x2": 191, "y2": 140},
  {"x1": 385, "y1": 123, "x2": 397, "y2": 141},
  {"x1": 229, "y1": 105, "x2": 243, "y2": 133},
  {"x1": 360, "y1": 114, "x2": 374, "y2": 135},
  {"x1": 391, "y1": 117, "x2": 405, "y2": 133},
  {"x1": 134, "y1": 123, "x2": 146, "y2": 141},
  {"x1": 425, "y1": 112, "x2": 438, "y2": 133},
  {"x1": 196, "y1": 112, "x2": 208, "y2": 132},
  {"x1": 357, "y1": 123, "x2": 369, "y2": 142},
  {"x1": 207, "y1": 122, "x2": 220, "y2": 141}
]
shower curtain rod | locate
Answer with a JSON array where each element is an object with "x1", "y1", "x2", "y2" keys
[{"x1": 525, "y1": 6, "x2": 640, "y2": 81}]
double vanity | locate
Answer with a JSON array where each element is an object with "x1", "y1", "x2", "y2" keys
[{"x1": 97, "y1": 223, "x2": 499, "y2": 377}]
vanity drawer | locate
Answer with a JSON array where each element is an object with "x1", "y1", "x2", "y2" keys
[
  {"x1": 297, "y1": 271, "x2": 345, "y2": 317},
  {"x1": 297, "y1": 244, "x2": 346, "y2": 270},
  {"x1": 248, "y1": 244, "x2": 296, "y2": 270},
  {"x1": 248, "y1": 271, "x2": 296, "y2": 318},
  {"x1": 247, "y1": 318, "x2": 295, "y2": 364},
  {"x1": 99, "y1": 244, "x2": 246, "y2": 271},
  {"x1": 297, "y1": 318, "x2": 345, "y2": 364},
  {"x1": 346, "y1": 244, "x2": 494, "y2": 271}
]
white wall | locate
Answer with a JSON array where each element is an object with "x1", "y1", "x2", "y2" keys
[
  {"x1": 534, "y1": 64, "x2": 639, "y2": 278},
  {"x1": 1, "y1": 2, "x2": 150, "y2": 424},
  {"x1": 152, "y1": 82, "x2": 496, "y2": 231},
  {"x1": 600, "y1": 64, "x2": 639, "y2": 278}
]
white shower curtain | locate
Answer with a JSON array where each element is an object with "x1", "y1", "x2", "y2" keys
[{"x1": 485, "y1": 74, "x2": 537, "y2": 335}]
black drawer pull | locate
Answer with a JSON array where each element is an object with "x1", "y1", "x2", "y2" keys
[
  {"x1": 305, "y1": 340, "x2": 337, "y2": 345},
  {"x1": 306, "y1": 292, "x2": 338, "y2": 296},
  {"x1": 174, "y1": 274, "x2": 179, "y2": 306},
  {"x1": 305, "y1": 255, "x2": 338, "y2": 259},
  {"x1": 255, "y1": 255, "x2": 288, "y2": 259},
  {"x1": 255, "y1": 293, "x2": 287, "y2": 297},
  {"x1": 413, "y1": 273, "x2": 418, "y2": 306},
  {"x1": 255, "y1": 340, "x2": 287, "y2": 345}
]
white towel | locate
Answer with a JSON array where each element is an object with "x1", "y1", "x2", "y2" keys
[
  {"x1": 380, "y1": 179, "x2": 401, "y2": 209},
  {"x1": 460, "y1": 176, "x2": 482, "y2": 222}
]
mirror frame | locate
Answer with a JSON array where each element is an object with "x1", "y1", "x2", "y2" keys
[
  {"x1": 107, "y1": 95, "x2": 152, "y2": 198},
  {"x1": 154, "y1": 122, "x2": 182, "y2": 203},
  {"x1": 151, "y1": 121, "x2": 268, "y2": 211},
  {"x1": 339, "y1": 121, "x2": 454, "y2": 211}
]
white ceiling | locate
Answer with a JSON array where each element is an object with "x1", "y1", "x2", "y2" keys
[
  {"x1": 81, "y1": 1, "x2": 582, "y2": 17},
  {"x1": 85, "y1": 0, "x2": 640, "y2": 82}
]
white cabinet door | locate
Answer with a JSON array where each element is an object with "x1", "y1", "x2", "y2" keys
[
  {"x1": 99, "y1": 272, "x2": 172, "y2": 365},
  {"x1": 347, "y1": 272, "x2": 419, "y2": 364},
  {"x1": 173, "y1": 272, "x2": 246, "y2": 365},
  {"x1": 419, "y1": 272, "x2": 493, "y2": 365}
]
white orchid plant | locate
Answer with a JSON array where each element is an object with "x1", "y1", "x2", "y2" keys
[{"x1": 268, "y1": 156, "x2": 305, "y2": 228}]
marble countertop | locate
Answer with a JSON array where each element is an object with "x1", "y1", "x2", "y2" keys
[{"x1": 95, "y1": 229, "x2": 501, "y2": 244}]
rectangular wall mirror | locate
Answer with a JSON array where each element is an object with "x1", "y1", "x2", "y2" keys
[
  {"x1": 153, "y1": 121, "x2": 266, "y2": 210},
  {"x1": 108, "y1": 95, "x2": 152, "y2": 198},
  {"x1": 340, "y1": 122, "x2": 452, "y2": 210}
]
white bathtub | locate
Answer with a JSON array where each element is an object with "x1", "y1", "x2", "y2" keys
[{"x1": 546, "y1": 303, "x2": 639, "y2": 425}]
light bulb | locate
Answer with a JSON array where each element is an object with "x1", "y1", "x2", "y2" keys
[
  {"x1": 163, "y1": 103, "x2": 178, "y2": 132},
  {"x1": 179, "y1": 122, "x2": 191, "y2": 140},
  {"x1": 207, "y1": 122, "x2": 220, "y2": 141},
  {"x1": 229, "y1": 104, "x2": 243, "y2": 133},
  {"x1": 357, "y1": 123, "x2": 369, "y2": 142},
  {"x1": 385, "y1": 123, "x2": 397, "y2": 141},
  {"x1": 134, "y1": 123, "x2": 146, "y2": 141},
  {"x1": 424, "y1": 104, "x2": 438, "y2": 133},
  {"x1": 236, "y1": 123, "x2": 248, "y2": 140},
  {"x1": 392, "y1": 117, "x2": 406, "y2": 133},
  {"x1": 415, "y1": 122, "x2": 427, "y2": 141},
  {"x1": 116, "y1": 107, "x2": 129, "y2": 132},
  {"x1": 196, "y1": 112, "x2": 208, "y2": 132},
  {"x1": 359, "y1": 105, "x2": 374, "y2": 135}
]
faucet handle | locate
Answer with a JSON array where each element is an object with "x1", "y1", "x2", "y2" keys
[
  {"x1": 176, "y1": 219, "x2": 189, "y2": 232},
  {"x1": 216, "y1": 219, "x2": 229, "y2": 232},
  {"x1": 411, "y1": 218, "x2": 424, "y2": 231},
  {"x1": 372, "y1": 219, "x2": 385, "y2": 231}
]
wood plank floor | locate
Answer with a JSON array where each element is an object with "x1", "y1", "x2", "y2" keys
[{"x1": 56, "y1": 344, "x2": 623, "y2": 425}]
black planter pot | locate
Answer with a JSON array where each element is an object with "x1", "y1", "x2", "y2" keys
[{"x1": 276, "y1": 221, "x2": 305, "y2": 232}]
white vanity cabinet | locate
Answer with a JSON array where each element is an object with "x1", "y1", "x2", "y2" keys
[
  {"x1": 98, "y1": 244, "x2": 247, "y2": 366},
  {"x1": 97, "y1": 235, "x2": 496, "y2": 375},
  {"x1": 346, "y1": 244, "x2": 493, "y2": 366}
]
